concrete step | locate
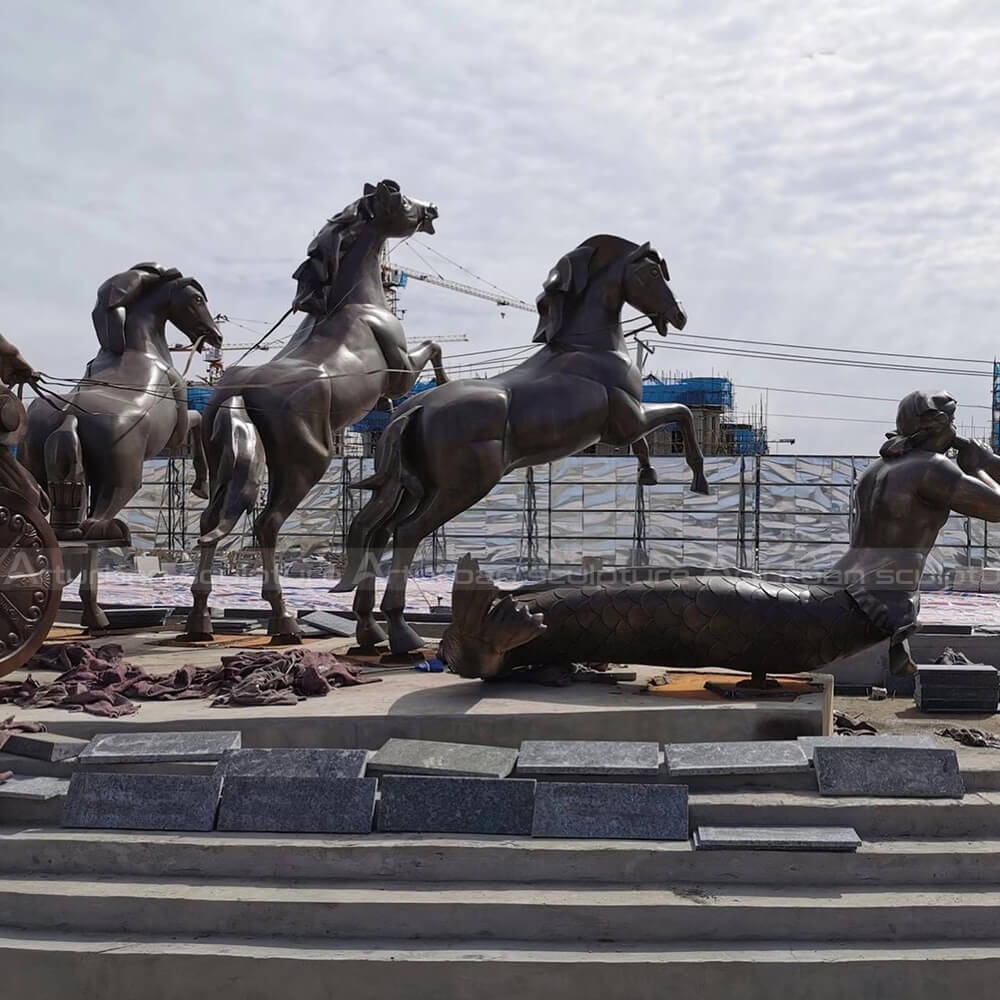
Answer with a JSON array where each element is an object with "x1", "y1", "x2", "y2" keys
[
  {"x1": 1, "y1": 930, "x2": 998, "y2": 1000},
  {"x1": 689, "y1": 790, "x2": 1000, "y2": 838},
  {"x1": 3, "y1": 875, "x2": 1000, "y2": 943},
  {"x1": 6, "y1": 828, "x2": 1000, "y2": 886}
]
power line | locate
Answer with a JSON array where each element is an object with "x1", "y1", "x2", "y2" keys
[
  {"x1": 658, "y1": 337, "x2": 989, "y2": 378},
  {"x1": 734, "y1": 382, "x2": 992, "y2": 411}
]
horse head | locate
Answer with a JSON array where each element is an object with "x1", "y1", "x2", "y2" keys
[
  {"x1": 91, "y1": 263, "x2": 223, "y2": 355},
  {"x1": 534, "y1": 236, "x2": 686, "y2": 344},
  {"x1": 293, "y1": 180, "x2": 438, "y2": 314}
]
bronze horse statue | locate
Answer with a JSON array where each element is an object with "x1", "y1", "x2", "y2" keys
[
  {"x1": 182, "y1": 180, "x2": 447, "y2": 642},
  {"x1": 21, "y1": 263, "x2": 223, "y2": 541},
  {"x1": 335, "y1": 234, "x2": 710, "y2": 654}
]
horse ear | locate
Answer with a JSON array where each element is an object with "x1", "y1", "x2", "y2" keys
[
  {"x1": 375, "y1": 180, "x2": 400, "y2": 213},
  {"x1": 532, "y1": 247, "x2": 595, "y2": 344},
  {"x1": 106, "y1": 270, "x2": 149, "y2": 309},
  {"x1": 93, "y1": 303, "x2": 126, "y2": 354},
  {"x1": 363, "y1": 182, "x2": 377, "y2": 196},
  {"x1": 568, "y1": 246, "x2": 595, "y2": 293}
]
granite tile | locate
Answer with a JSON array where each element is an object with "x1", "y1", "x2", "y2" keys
[
  {"x1": 517, "y1": 740, "x2": 660, "y2": 776},
  {"x1": 62, "y1": 771, "x2": 223, "y2": 830},
  {"x1": 531, "y1": 782, "x2": 687, "y2": 840},
  {"x1": 1, "y1": 732, "x2": 89, "y2": 762},
  {"x1": 814, "y1": 746, "x2": 965, "y2": 798},
  {"x1": 666, "y1": 741, "x2": 809, "y2": 776},
  {"x1": 694, "y1": 825, "x2": 861, "y2": 851},
  {"x1": 366, "y1": 738, "x2": 518, "y2": 779},
  {"x1": 376, "y1": 775, "x2": 535, "y2": 835},
  {"x1": 217, "y1": 776, "x2": 376, "y2": 833},
  {"x1": 79, "y1": 731, "x2": 241, "y2": 765},
  {"x1": 220, "y1": 748, "x2": 368, "y2": 779}
]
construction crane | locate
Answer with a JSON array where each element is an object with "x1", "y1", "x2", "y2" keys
[
  {"x1": 381, "y1": 263, "x2": 535, "y2": 316},
  {"x1": 171, "y1": 319, "x2": 469, "y2": 384}
]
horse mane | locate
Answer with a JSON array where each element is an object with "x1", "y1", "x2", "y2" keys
[
  {"x1": 533, "y1": 234, "x2": 640, "y2": 344},
  {"x1": 92, "y1": 263, "x2": 201, "y2": 355},
  {"x1": 292, "y1": 180, "x2": 400, "y2": 315}
]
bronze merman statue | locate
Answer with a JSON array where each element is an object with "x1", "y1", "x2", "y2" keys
[
  {"x1": 335, "y1": 235, "x2": 710, "y2": 655},
  {"x1": 440, "y1": 390, "x2": 998, "y2": 684},
  {"x1": 20, "y1": 263, "x2": 223, "y2": 542},
  {"x1": 181, "y1": 180, "x2": 449, "y2": 643},
  {"x1": 0, "y1": 336, "x2": 62, "y2": 678}
]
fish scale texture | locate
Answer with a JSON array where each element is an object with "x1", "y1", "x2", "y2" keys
[{"x1": 503, "y1": 576, "x2": 887, "y2": 675}]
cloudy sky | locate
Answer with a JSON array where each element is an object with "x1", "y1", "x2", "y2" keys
[{"x1": 3, "y1": 0, "x2": 999, "y2": 453}]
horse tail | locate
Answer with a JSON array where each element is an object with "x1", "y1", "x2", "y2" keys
[
  {"x1": 43, "y1": 413, "x2": 86, "y2": 535},
  {"x1": 199, "y1": 395, "x2": 266, "y2": 546},
  {"x1": 333, "y1": 406, "x2": 424, "y2": 590}
]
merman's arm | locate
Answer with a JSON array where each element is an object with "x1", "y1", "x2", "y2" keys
[{"x1": 921, "y1": 442, "x2": 1000, "y2": 521}]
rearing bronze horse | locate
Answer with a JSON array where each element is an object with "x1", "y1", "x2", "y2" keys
[
  {"x1": 182, "y1": 180, "x2": 448, "y2": 641},
  {"x1": 21, "y1": 263, "x2": 223, "y2": 540},
  {"x1": 335, "y1": 235, "x2": 710, "y2": 653}
]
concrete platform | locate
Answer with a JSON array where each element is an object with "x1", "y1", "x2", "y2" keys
[
  {"x1": 8, "y1": 670, "x2": 832, "y2": 748},
  {"x1": 6, "y1": 630, "x2": 833, "y2": 748}
]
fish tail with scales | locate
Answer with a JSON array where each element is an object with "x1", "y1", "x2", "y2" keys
[{"x1": 440, "y1": 555, "x2": 902, "y2": 682}]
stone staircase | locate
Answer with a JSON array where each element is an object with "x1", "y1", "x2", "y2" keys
[{"x1": 2, "y1": 778, "x2": 1000, "y2": 999}]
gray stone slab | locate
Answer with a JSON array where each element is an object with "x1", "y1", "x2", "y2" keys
[
  {"x1": 62, "y1": 771, "x2": 223, "y2": 830},
  {"x1": 516, "y1": 740, "x2": 660, "y2": 776},
  {"x1": 220, "y1": 748, "x2": 368, "y2": 779},
  {"x1": 797, "y1": 734, "x2": 940, "y2": 763},
  {"x1": 366, "y1": 738, "x2": 518, "y2": 779},
  {"x1": 1, "y1": 732, "x2": 90, "y2": 762},
  {"x1": 666, "y1": 741, "x2": 809, "y2": 776},
  {"x1": 916, "y1": 694, "x2": 999, "y2": 714},
  {"x1": 814, "y1": 746, "x2": 965, "y2": 798},
  {"x1": 301, "y1": 610, "x2": 356, "y2": 637},
  {"x1": 376, "y1": 775, "x2": 536, "y2": 835},
  {"x1": 78, "y1": 731, "x2": 241, "y2": 765},
  {"x1": 0, "y1": 776, "x2": 70, "y2": 800},
  {"x1": 531, "y1": 782, "x2": 688, "y2": 840},
  {"x1": 217, "y1": 776, "x2": 376, "y2": 833},
  {"x1": 694, "y1": 825, "x2": 861, "y2": 852},
  {"x1": 917, "y1": 663, "x2": 999, "y2": 686}
]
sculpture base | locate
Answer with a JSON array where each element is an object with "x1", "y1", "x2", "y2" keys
[{"x1": 10, "y1": 649, "x2": 834, "y2": 748}]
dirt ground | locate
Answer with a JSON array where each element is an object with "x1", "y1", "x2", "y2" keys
[{"x1": 837, "y1": 692, "x2": 1000, "y2": 739}]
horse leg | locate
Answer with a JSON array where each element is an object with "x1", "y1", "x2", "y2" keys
[
  {"x1": 351, "y1": 527, "x2": 391, "y2": 649},
  {"x1": 255, "y1": 455, "x2": 330, "y2": 642},
  {"x1": 605, "y1": 393, "x2": 709, "y2": 495},
  {"x1": 81, "y1": 462, "x2": 143, "y2": 542},
  {"x1": 406, "y1": 341, "x2": 449, "y2": 385},
  {"x1": 187, "y1": 410, "x2": 209, "y2": 499},
  {"x1": 79, "y1": 545, "x2": 108, "y2": 632},
  {"x1": 632, "y1": 435, "x2": 657, "y2": 486},
  {"x1": 381, "y1": 481, "x2": 496, "y2": 654},
  {"x1": 184, "y1": 536, "x2": 219, "y2": 639}
]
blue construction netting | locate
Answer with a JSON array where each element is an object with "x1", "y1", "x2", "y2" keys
[
  {"x1": 186, "y1": 385, "x2": 215, "y2": 413},
  {"x1": 351, "y1": 380, "x2": 438, "y2": 434},
  {"x1": 641, "y1": 376, "x2": 733, "y2": 408},
  {"x1": 993, "y1": 362, "x2": 1000, "y2": 452},
  {"x1": 730, "y1": 426, "x2": 769, "y2": 456}
]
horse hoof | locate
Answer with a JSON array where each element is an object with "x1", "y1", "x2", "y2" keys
[
  {"x1": 269, "y1": 633, "x2": 304, "y2": 646},
  {"x1": 81, "y1": 517, "x2": 132, "y2": 544},
  {"x1": 356, "y1": 616, "x2": 388, "y2": 648},
  {"x1": 691, "y1": 472, "x2": 710, "y2": 496},
  {"x1": 267, "y1": 614, "x2": 302, "y2": 639},
  {"x1": 638, "y1": 467, "x2": 658, "y2": 486},
  {"x1": 191, "y1": 481, "x2": 208, "y2": 500},
  {"x1": 387, "y1": 618, "x2": 427, "y2": 655}
]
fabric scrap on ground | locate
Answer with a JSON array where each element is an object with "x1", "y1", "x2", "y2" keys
[
  {"x1": 0, "y1": 643, "x2": 380, "y2": 717},
  {"x1": 937, "y1": 727, "x2": 1000, "y2": 749}
]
